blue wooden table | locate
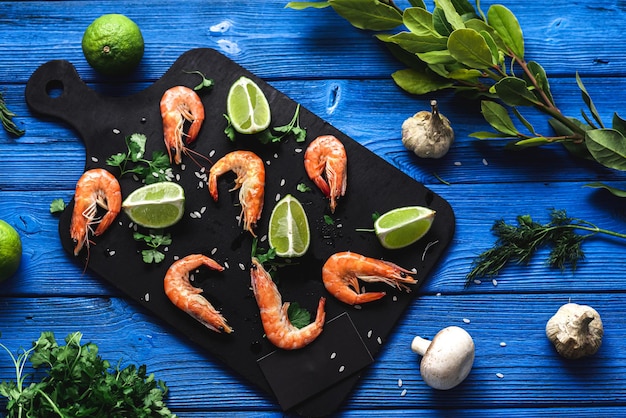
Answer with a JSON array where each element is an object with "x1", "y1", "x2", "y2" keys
[{"x1": 1, "y1": 0, "x2": 626, "y2": 416}]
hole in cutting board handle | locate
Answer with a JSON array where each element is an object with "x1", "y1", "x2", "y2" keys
[{"x1": 45, "y1": 80, "x2": 64, "y2": 99}]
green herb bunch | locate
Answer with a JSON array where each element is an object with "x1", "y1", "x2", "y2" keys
[
  {"x1": 287, "y1": 0, "x2": 626, "y2": 192},
  {"x1": 466, "y1": 209, "x2": 626, "y2": 285},
  {"x1": 0, "y1": 331, "x2": 175, "y2": 418},
  {"x1": 107, "y1": 133, "x2": 173, "y2": 184}
]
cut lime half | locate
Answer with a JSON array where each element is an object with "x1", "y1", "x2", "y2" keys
[
  {"x1": 122, "y1": 182, "x2": 185, "y2": 229},
  {"x1": 374, "y1": 206, "x2": 436, "y2": 249},
  {"x1": 226, "y1": 76, "x2": 271, "y2": 135},
  {"x1": 268, "y1": 194, "x2": 310, "y2": 258}
]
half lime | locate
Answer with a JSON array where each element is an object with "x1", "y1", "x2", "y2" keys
[
  {"x1": 122, "y1": 182, "x2": 185, "y2": 229},
  {"x1": 268, "y1": 194, "x2": 310, "y2": 258},
  {"x1": 374, "y1": 206, "x2": 436, "y2": 249},
  {"x1": 226, "y1": 76, "x2": 271, "y2": 135}
]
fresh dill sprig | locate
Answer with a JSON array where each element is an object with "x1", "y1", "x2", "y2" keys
[
  {"x1": 465, "y1": 208, "x2": 626, "y2": 286},
  {"x1": 0, "y1": 92, "x2": 24, "y2": 137}
]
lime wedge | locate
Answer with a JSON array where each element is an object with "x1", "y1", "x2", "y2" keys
[
  {"x1": 268, "y1": 194, "x2": 310, "y2": 258},
  {"x1": 226, "y1": 76, "x2": 271, "y2": 135},
  {"x1": 374, "y1": 206, "x2": 436, "y2": 249},
  {"x1": 122, "y1": 182, "x2": 185, "y2": 228}
]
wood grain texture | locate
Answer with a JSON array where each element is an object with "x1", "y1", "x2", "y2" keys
[{"x1": 1, "y1": 0, "x2": 626, "y2": 415}]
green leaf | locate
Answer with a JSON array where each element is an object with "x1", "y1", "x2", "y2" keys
[
  {"x1": 576, "y1": 72, "x2": 604, "y2": 128},
  {"x1": 487, "y1": 4, "x2": 524, "y2": 58},
  {"x1": 403, "y1": 7, "x2": 438, "y2": 36},
  {"x1": 511, "y1": 107, "x2": 536, "y2": 135},
  {"x1": 465, "y1": 19, "x2": 506, "y2": 52},
  {"x1": 586, "y1": 128, "x2": 626, "y2": 171},
  {"x1": 510, "y1": 136, "x2": 553, "y2": 148},
  {"x1": 387, "y1": 31, "x2": 447, "y2": 54},
  {"x1": 432, "y1": 7, "x2": 454, "y2": 36},
  {"x1": 613, "y1": 113, "x2": 626, "y2": 136},
  {"x1": 435, "y1": 0, "x2": 466, "y2": 30},
  {"x1": 285, "y1": 1, "x2": 330, "y2": 9},
  {"x1": 492, "y1": 77, "x2": 540, "y2": 106},
  {"x1": 127, "y1": 133, "x2": 147, "y2": 162},
  {"x1": 469, "y1": 130, "x2": 515, "y2": 139},
  {"x1": 287, "y1": 302, "x2": 312, "y2": 328},
  {"x1": 447, "y1": 68, "x2": 482, "y2": 81},
  {"x1": 480, "y1": 100, "x2": 519, "y2": 136},
  {"x1": 409, "y1": 0, "x2": 426, "y2": 8},
  {"x1": 448, "y1": 28, "x2": 494, "y2": 69},
  {"x1": 525, "y1": 61, "x2": 554, "y2": 105},
  {"x1": 297, "y1": 183, "x2": 312, "y2": 192},
  {"x1": 584, "y1": 182, "x2": 626, "y2": 197},
  {"x1": 417, "y1": 49, "x2": 456, "y2": 64},
  {"x1": 450, "y1": 0, "x2": 478, "y2": 18},
  {"x1": 479, "y1": 30, "x2": 499, "y2": 65},
  {"x1": 391, "y1": 68, "x2": 453, "y2": 95},
  {"x1": 328, "y1": 0, "x2": 403, "y2": 30},
  {"x1": 50, "y1": 198, "x2": 66, "y2": 214}
]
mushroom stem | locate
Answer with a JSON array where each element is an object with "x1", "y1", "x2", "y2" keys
[{"x1": 410, "y1": 336, "x2": 431, "y2": 356}]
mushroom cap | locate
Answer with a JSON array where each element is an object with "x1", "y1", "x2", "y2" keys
[{"x1": 416, "y1": 326, "x2": 475, "y2": 390}]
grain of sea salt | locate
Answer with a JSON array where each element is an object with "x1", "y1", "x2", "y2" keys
[
  {"x1": 454, "y1": 161, "x2": 462, "y2": 166},
  {"x1": 211, "y1": 247, "x2": 218, "y2": 255},
  {"x1": 400, "y1": 389, "x2": 407, "y2": 397},
  {"x1": 330, "y1": 352, "x2": 337, "y2": 360},
  {"x1": 496, "y1": 373, "x2": 504, "y2": 379},
  {"x1": 367, "y1": 330, "x2": 373, "y2": 339},
  {"x1": 500, "y1": 342, "x2": 507, "y2": 347},
  {"x1": 462, "y1": 318, "x2": 471, "y2": 324},
  {"x1": 209, "y1": 149, "x2": 216, "y2": 158},
  {"x1": 339, "y1": 365, "x2": 345, "y2": 373},
  {"x1": 112, "y1": 128, "x2": 121, "y2": 134},
  {"x1": 144, "y1": 293, "x2": 150, "y2": 302},
  {"x1": 91, "y1": 156, "x2": 99, "y2": 163},
  {"x1": 239, "y1": 263, "x2": 246, "y2": 271},
  {"x1": 398, "y1": 379, "x2": 403, "y2": 388},
  {"x1": 295, "y1": 148, "x2": 303, "y2": 153},
  {"x1": 482, "y1": 158, "x2": 489, "y2": 166},
  {"x1": 280, "y1": 178, "x2": 286, "y2": 187},
  {"x1": 492, "y1": 279, "x2": 498, "y2": 286},
  {"x1": 275, "y1": 193, "x2": 281, "y2": 202},
  {"x1": 224, "y1": 261, "x2": 230, "y2": 269}
]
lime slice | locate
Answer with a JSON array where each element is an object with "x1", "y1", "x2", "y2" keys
[
  {"x1": 268, "y1": 194, "x2": 310, "y2": 258},
  {"x1": 122, "y1": 182, "x2": 185, "y2": 228},
  {"x1": 226, "y1": 76, "x2": 271, "y2": 135},
  {"x1": 374, "y1": 206, "x2": 436, "y2": 249}
]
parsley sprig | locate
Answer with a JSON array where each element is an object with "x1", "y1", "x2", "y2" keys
[
  {"x1": 466, "y1": 209, "x2": 626, "y2": 286},
  {"x1": 133, "y1": 232, "x2": 172, "y2": 264},
  {"x1": 0, "y1": 332, "x2": 175, "y2": 417},
  {"x1": 225, "y1": 104, "x2": 307, "y2": 144},
  {"x1": 107, "y1": 133, "x2": 172, "y2": 184}
]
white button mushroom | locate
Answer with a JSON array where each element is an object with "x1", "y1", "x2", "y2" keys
[{"x1": 410, "y1": 326, "x2": 475, "y2": 390}]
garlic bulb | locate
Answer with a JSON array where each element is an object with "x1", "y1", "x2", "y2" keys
[
  {"x1": 401, "y1": 100, "x2": 454, "y2": 159},
  {"x1": 545, "y1": 303, "x2": 603, "y2": 360}
]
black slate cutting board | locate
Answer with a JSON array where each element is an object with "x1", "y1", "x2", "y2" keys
[{"x1": 25, "y1": 48, "x2": 455, "y2": 416}]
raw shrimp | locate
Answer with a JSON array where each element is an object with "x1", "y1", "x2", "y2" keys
[
  {"x1": 160, "y1": 85, "x2": 205, "y2": 165},
  {"x1": 208, "y1": 150, "x2": 265, "y2": 236},
  {"x1": 304, "y1": 135, "x2": 347, "y2": 213},
  {"x1": 164, "y1": 254, "x2": 232, "y2": 334},
  {"x1": 250, "y1": 257, "x2": 326, "y2": 350},
  {"x1": 70, "y1": 168, "x2": 122, "y2": 256},
  {"x1": 322, "y1": 251, "x2": 416, "y2": 305}
]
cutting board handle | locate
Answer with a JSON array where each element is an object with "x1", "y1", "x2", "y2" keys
[{"x1": 25, "y1": 60, "x2": 99, "y2": 125}]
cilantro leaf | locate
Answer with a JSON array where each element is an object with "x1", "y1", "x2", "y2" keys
[
  {"x1": 50, "y1": 198, "x2": 66, "y2": 214},
  {"x1": 287, "y1": 302, "x2": 312, "y2": 329}
]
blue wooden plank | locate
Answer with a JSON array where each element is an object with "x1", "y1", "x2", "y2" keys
[{"x1": 1, "y1": 0, "x2": 626, "y2": 415}]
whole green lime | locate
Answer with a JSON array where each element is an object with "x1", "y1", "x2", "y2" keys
[
  {"x1": 0, "y1": 220, "x2": 22, "y2": 282},
  {"x1": 81, "y1": 14, "x2": 144, "y2": 76}
]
